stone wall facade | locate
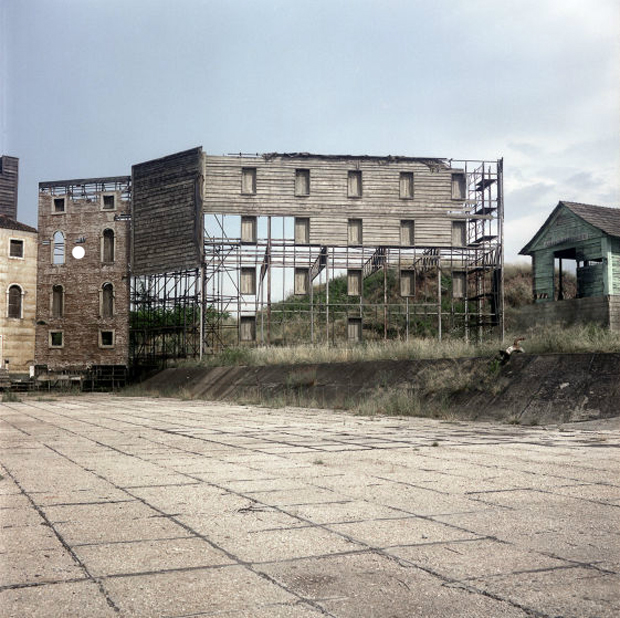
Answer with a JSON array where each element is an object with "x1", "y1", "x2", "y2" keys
[
  {"x1": 0, "y1": 220, "x2": 38, "y2": 372},
  {"x1": 35, "y1": 182, "x2": 131, "y2": 370}
]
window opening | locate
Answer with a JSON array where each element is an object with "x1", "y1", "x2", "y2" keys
[
  {"x1": 52, "y1": 285, "x2": 64, "y2": 318},
  {"x1": 241, "y1": 216, "x2": 257, "y2": 243},
  {"x1": 400, "y1": 172, "x2": 414, "y2": 199},
  {"x1": 102, "y1": 283, "x2": 114, "y2": 318},
  {"x1": 452, "y1": 272, "x2": 466, "y2": 298},
  {"x1": 295, "y1": 169, "x2": 310, "y2": 196},
  {"x1": 241, "y1": 168, "x2": 257, "y2": 195},
  {"x1": 103, "y1": 229, "x2": 115, "y2": 262},
  {"x1": 400, "y1": 271, "x2": 415, "y2": 297},
  {"x1": 451, "y1": 173, "x2": 466, "y2": 200},
  {"x1": 348, "y1": 170, "x2": 362, "y2": 197},
  {"x1": 452, "y1": 221, "x2": 467, "y2": 247},
  {"x1": 102, "y1": 194, "x2": 115, "y2": 210},
  {"x1": 294, "y1": 217, "x2": 310, "y2": 244},
  {"x1": 294, "y1": 268, "x2": 309, "y2": 295},
  {"x1": 400, "y1": 220, "x2": 415, "y2": 246},
  {"x1": 53, "y1": 231, "x2": 65, "y2": 264},
  {"x1": 347, "y1": 317, "x2": 362, "y2": 341},
  {"x1": 49, "y1": 331, "x2": 63, "y2": 347},
  {"x1": 348, "y1": 219, "x2": 363, "y2": 245},
  {"x1": 53, "y1": 197, "x2": 65, "y2": 213},
  {"x1": 240, "y1": 316, "x2": 256, "y2": 341},
  {"x1": 347, "y1": 269, "x2": 362, "y2": 296},
  {"x1": 240, "y1": 267, "x2": 257, "y2": 295},
  {"x1": 9, "y1": 239, "x2": 24, "y2": 258},
  {"x1": 8, "y1": 285, "x2": 22, "y2": 318},
  {"x1": 99, "y1": 330, "x2": 115, "y2": 347}
]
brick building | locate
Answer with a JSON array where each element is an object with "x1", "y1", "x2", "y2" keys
[{"x1": 34, "y1": 177, "x2": 131, "y2": 371}]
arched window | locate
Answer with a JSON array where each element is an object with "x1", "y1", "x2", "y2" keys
[
  {"x1": 52, "y1": 285, "x2": 64, "y2": 318},
  {"x1": 8, "y1": 285, "x2": 22, "y2": 319},
  {"x1": 53, "y1": 231, "x2": 65, "y2": 265},
  {"x1": 102, "y1": 229, "x2": 115, "y2": 263},
  {"x1": 101, "y1": 283, "x2": 114, "y2": 318}
]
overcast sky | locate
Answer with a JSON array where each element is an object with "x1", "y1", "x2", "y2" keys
[{"x1": 2, "y1": 0, "x2": 619, "y2": 261}]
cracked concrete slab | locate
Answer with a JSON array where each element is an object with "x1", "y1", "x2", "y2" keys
[{"x1": 1, "y1": 394, "x2": 618, "y2": 617}]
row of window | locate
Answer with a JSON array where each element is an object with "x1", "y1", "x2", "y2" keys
[
  {"x1": 52, "y1": 229, "x2": 115, "y2": 265},
  {"x1": 4, "y1": 283, "x2": 116, "y2": 320},
  {"x1": 238, "y1": 315, "x2": 363, "y2": 342},
  {"x1": 240, "y1": 217, "x2": 467, "y2": 246},
  {"x1": 51, "y1": 194, "x2": 117, "y2": 214},
  {"x1": 238, "y1": 267, "x2": 466, "y2": 298},
  {"x1": 48, "y1": 283, "x2": 116, "y2": 318},
  {"x1": 240, "y1": 168, "x2": 467, "y2": 200},
  {"x1": 48, "y1": 330, "x2": 115, "y2": 348}
]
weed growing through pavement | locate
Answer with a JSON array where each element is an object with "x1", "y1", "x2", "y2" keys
[{"x1": 2, "y1": 391, "x2": 21, "y2": 403}]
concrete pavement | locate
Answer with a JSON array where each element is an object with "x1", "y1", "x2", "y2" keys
[{"x1": 1, "y1": 394, "x2": 618, "y2": 617}]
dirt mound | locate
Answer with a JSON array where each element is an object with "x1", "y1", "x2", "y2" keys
[{"x1": 141, "y1": 353, "x2": 620, "y2": 424}]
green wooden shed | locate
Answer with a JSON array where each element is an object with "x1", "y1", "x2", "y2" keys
[{"x1": 519, "y1": 201, "x2": 620, "y2": 329}]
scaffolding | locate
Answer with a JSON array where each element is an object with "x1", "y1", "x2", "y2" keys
[
  {"x1": 129, "y1": 269, "x2": 202, "y2": 365},
  {"x1": 199, "y1": 158, "x2": 504, "y2": 352},
  {"x1": 129, "y1": 157, "x2": 503, "y2": 365}
]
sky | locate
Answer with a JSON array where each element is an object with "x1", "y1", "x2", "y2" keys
[{"x1": 2, "y1": 0, "x2": 619, "y2": 262}]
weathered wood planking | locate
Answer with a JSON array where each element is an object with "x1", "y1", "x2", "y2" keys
[
  {"x1": 0, "y1": 155, "x2": 19, "y2": 219},
  {"x1": 132, "y1": 147, "x2": 204, "y2": 275},
  {"x1": 522, "y1": 202, "x2": 620, "y2": 304},
  {"x1": 203, "y1": 155, "x2": 466, "y2": 247}
]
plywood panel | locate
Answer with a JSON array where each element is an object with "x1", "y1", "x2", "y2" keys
[
  {"x1": 132, "y1": 147, "x2": 203, "y2": 275},
  {"x1": 203, "y1": 155, "x2": 459, "y2": 223}
]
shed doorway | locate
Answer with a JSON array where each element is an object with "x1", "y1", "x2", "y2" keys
[{"x1": 553, "y1": 249, "x2": 577, "y2": 301}]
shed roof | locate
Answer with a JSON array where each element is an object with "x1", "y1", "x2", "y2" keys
[
  {"x1": 0, "y1": 214, "x2": 37, "y2": 233},
  {"x1": 520, "y1": 201, "x2": 620, "y2": 255},
  {"x1": 562, "y1": 201, "x2": 620, "y2": 238}
]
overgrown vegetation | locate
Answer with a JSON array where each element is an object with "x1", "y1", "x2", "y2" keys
[
  {"x1": 2, "y1": 391, "x2": 22, "y2": 403},
  {"x1": 179, "y1": 322, "x2": 620, "y2": 369},
  {"x1": 118, "y1": 262, "x2": 618, "y2": 422}
]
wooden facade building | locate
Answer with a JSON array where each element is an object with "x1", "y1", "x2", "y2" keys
[
  {"x1": 35, "y1": 149, "x2": 503, "y2": 369},
  {"x1": 199, "y1": 152, "x2": 504, "y2": 350},
  {"x1": 520, "y1": 201, "x2": 620, "y2": 330}
]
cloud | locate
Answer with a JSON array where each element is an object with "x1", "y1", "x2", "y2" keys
[{"x1": 504, "y1": 212, "x2": 551, "y2": 261}]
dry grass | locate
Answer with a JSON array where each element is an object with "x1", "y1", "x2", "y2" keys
[{"x1": 184, "y1": 324, "x2": 620, "y2": 369}]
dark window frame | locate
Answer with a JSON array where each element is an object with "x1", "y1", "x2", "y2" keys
[
  {"x1": 9, "y1": 238, "x2": 24, "y2": 258},
  {"x1": 7, "y1": 285, "x2": 22, "y2": 319},
  {"x1": 49, "y1": 331, "x2": 64, "y2": 348}
]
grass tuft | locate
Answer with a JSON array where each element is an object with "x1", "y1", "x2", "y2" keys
[{"x1": 2, "y1": 391, "x2": 22, "y2": 403}]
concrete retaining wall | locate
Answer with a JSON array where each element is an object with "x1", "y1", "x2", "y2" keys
[{"x1": 143, "y1": 353, "x2": 620, "y2": 424}]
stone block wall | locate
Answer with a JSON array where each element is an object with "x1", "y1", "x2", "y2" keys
[
  {"x1": 0, "y1": 224, "x2": 37, "y2": 372},
  {"x1": 35, "y1": 184, "x2": 130, "y2": 370}
]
